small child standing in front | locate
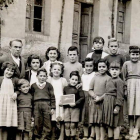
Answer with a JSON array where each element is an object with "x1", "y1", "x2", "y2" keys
[
  {"x1": 16, "y1": 79, "x2": 33, "y2": 140},
  {"x1": 104, "y1": 38, "x2": 125, "y2": 68},
  {"x1": 0, "y1": 61, "x2": 18, "y2": 140},
  {"x1": 25, "y1": 54, "x2": 43, "y2": 86},
  {"x1": 63, "y1": 46, "x2": 83, "y2": 82},
  {"x1": 122, "y1": 46, "x2": 140, "y2": 140},
  {"x1": 102, "y1": 62, "x2": 124, "y2": 140},
  {"x1": 31, "y1": 68, "x2": 55, "y2": 140},
  {"x1": 47, "y1": 62, "x2": 68, "y2": 140},
  {"x1": 86, "y1": 36, "x2": 108, "y2": 72},
  {"x1": 81, "y1": 58, "x2": 95, "y2": 140},
  {"x1": 43, "y1": 46, "x2": 61, "y2": 76},
  {"x1": 61, "y1": 71, "x2": 85, "y2": 140},
  {"x1": 89, "y1": 59, "x2": 110, "y2": 140}
]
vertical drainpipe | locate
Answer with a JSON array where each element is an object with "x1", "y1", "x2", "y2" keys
[
  {"x1": 0, "y1": 16, "x2": 1, "y2": 50},
  {"x1": 111, "y1": 0, "x2": 115, "y2": 37},
  {"x1": 0, "y1": 7, "x2": 2, "y2": 50},
  {"x1": 58, "y1": 0, "x2": 66, "y2": 51}
]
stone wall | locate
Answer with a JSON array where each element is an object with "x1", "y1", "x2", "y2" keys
[{"x1": 1, "y1": 0, "x2": 140, "y2": 61}]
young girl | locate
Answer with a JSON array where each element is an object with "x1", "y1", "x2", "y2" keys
[
  {"x1": 102, "y1": 62, "x2": 124, "y2": 140},
  {"x1": 122, "y1": 46, "x2": 140, "y2": 139},
  {"x1": 25, "y1": 54, "x2": 43, "y2": 86},
  {"x1": 89, "y1": 59, "x2": 110, "y2": 140},
  {"x1": 81, "y1": 58, "x2": 95, "y2": 140},
  {"x1": 61, "y1": 71, "x2": 84, "y2": 140},
  {"x1": 43, "y1": 46, "x2": 61, "y2": 76},
  {"x1": 86, "y1": 36, "x2": 108, "y2": 71},
  {"x1": 47, "y1": 62, "x2": 68, "y2": 140},
  {"x1": 31, "y1": 68, "x2": 55, "y2": 140},
  {"x1": 0, "y1": 61, "x2": 18, "y2": 140}
]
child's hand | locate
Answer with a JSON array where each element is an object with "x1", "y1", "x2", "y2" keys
[
  {"x1": 94, "y1": 96, "x2": 101, "y2": 103},
  {"x1": 56, "y1": 116, "x2": 62, "y2": 122},
  {"x1": 124, "y1": 90, "x2": 127, "y2": 99},
  {"x1": 51, "y1": 109, "x2": 55, "y2": 115},
  {"x1": 31, "y1": 121, "x2": 34, "y2": 128},
  {"x1": 31, "y1": 117, "x2": 34, "y2": 128},
  {"x1": 59, "y1": 101, "x2": 63, "y2": 107},
  {"x1": 69, "y1": 103, "x2": 76, "y2": 107},
  {"x1": 92, "y1": 94, "x2": 97, "y2": 99},
  {"x1": 76, "y1": 83, "x2": 82, "y2": 89},
  {"x1": 114, "y1": 106, "x2": 120, "y2": 114},
  {"x1": 31, "y1": 117, "x2": 34, "y2": 122},
  {"x1": 11, "y1": 93, "x2": 17, "y2": 101}
]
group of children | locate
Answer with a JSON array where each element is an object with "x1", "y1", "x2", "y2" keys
[{"x1": 0, "y1": 36, "x2": 140, "y2": 140}]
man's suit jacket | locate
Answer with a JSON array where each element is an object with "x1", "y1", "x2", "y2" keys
[
  {"x1": 25, "y1": 69, "x2": 31, "y2": 82},
  {"x1": 0, "y1": 53, "x2": 26, "y2": 78}
]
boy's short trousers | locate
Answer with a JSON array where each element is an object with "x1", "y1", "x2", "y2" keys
[
  {"x1": 64, "y1": 108, "x2": 80, "y2": 122},
  {"x1": 18, "y1": 111, "x2": 31, "y2": 132}
]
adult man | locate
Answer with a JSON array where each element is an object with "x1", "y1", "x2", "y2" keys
[{"x1": 0, "y1": 39, "x2": 26, "y2": 78}]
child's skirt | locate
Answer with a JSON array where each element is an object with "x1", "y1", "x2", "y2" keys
[
  {"x1": 82, "y1": 91, "x2": 90, "y2": 125},
  {"x1": 0, "y1": 94, "x2": 17, "y2": 127},
  {"x1": 127, "y1": 79, "x2": 140, "y2": 115},
  {"x1": 89, "y1": 98, "x2": 103, "y2": 124},
  {"x1": 102, "y1": 94, "x2": 123, "y2": 127}
]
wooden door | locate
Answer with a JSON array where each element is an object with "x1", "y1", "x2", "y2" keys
[
  {"x1": 72, "y1": 2, "x2": 81, "y2": 48},
  {"x1": 79, "y1": 4, "x2": 93, "y2": 62}
]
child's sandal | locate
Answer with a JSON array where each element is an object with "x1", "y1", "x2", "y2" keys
[
  {"x1": 88, "y1": 136, "x2": 95, "y2": 140},
  {"x1": 125, "y1": 134, "x2": 133, "y2": 139},
  {"x1": 82, "y1": 136, "x2": 88, "y2": 140},
  {"x1": 130, "y1": 133, "x2": 139, "y2": 140}
]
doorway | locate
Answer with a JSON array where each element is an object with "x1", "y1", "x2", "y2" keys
[{"x1": 72, "y1": 1, "x2": 93, "y2": 62}]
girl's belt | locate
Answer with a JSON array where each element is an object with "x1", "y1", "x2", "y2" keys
[{"x1": 105, "y1": 92, "x2": 116, "y2": 96}]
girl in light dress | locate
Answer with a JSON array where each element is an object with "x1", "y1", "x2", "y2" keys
[
  {"x1": 47, "y1": 62, "x2": 68, "y2": 140},
  {"x1": 122, "y1": 46, "x2": 140, "y2": 140},
  {"x1": 81, "y1": 58, "x2": 95, "y2": 140},
  {"x1": 43, "y1": 46, "x2": 61, "y2": 77},
  {"x1": 0, "y1": 61, "x2": 18, "y2": 140}
]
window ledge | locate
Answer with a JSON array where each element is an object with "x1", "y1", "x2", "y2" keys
[{"x1": 25, "y1": 32, "x2": 50, "y2": 42}]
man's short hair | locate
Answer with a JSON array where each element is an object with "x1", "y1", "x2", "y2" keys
[{"x1": 9, "y1": 39, "x2": 23, "y2": 47}]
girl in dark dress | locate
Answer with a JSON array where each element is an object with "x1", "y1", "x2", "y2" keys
[
  {"x1": 89, "y1": 59, "x2": 110, "y2": 140},
  {"x1": 102, "y1": 62, "x2": 124, "y2": 140}
]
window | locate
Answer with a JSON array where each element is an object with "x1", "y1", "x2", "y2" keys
[
  {"x1": 26, "y1": 0, "x2": 44, "y2": 33},
  {"x1": 117, "y1": 0, "x2": 126, "y2": 42}
]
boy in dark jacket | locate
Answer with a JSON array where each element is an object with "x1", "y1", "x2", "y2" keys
[
  {"x1": 60, "y1": 71, "x2": 84, "y2": 140},
  {"x1": 31, "y1": 68, "x2": 55, "y2": 140}
]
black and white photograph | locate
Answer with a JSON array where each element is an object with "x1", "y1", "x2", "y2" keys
[{"x1": 0, "y1": 0, "x2": 140, "y2": 140}]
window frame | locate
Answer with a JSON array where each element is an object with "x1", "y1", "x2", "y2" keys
[
  {"x1": 116, "y1": 0, "x2": 126, "y2": 43},
  {"x1": 25, "y1": 0, "x2": 45, "y2": 34}
]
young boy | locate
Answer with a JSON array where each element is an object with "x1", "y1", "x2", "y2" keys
[
  {"x1": 16, "y1": 79, "x2": 33, "y2": 140},
  {"x1": 86, "y1": 36, "x2": 108, "y2": 71},
  {"x1": 104, "y1": 38, "x2": 125, "y2": 68},
  {"x1": 60, "y1": 71, "x2": 84, "y2": 140},
  {"x1": 31, "y1": 68, "x2": 55, "y2": 140},
  {"x1": 63, "y1": 46, "x2": 83, "y2": 81}
]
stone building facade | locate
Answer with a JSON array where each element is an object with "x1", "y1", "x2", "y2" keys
[{"x1": 1, "y1": 0, "x2": 140, "y2": 62}]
